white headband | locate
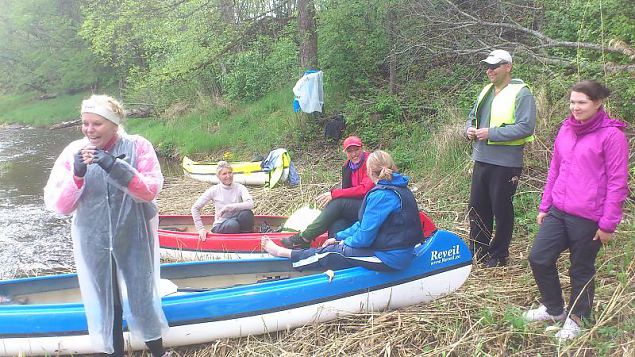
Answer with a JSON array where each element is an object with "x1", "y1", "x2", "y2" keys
[{"x1": 81, "y1": 100, "x2": 121, "y2": 125}]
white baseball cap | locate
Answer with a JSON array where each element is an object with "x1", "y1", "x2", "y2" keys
[{"x1": 481, "y1": 50, "x2": 512, "y2": 65}]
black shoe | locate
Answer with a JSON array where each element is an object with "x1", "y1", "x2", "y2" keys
[
  {"x1": 280, "y1": 233, "x2": 311, "y2": 249},
  {"x1": 484, "y1": 257, "x2": 507, "y2": 268},
  {"x1": 258, "y1": 222, "x2": 274, "y2": 233}
]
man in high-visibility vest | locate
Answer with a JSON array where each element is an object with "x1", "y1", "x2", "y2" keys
[{"x1": 465, "y1": 49, "x2": 537, "y2": 268}]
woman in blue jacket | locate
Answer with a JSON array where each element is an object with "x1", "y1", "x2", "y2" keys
[{"x1": 262, "y1": 150, "x2": 423, "y2": 271}]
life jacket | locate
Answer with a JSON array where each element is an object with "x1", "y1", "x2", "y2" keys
[
  {"x1": 358, "y1": 183, "x2": 423, "y2": 250},
  {"x1": 419, "y1": 211, "x2": 437, "y2": 239},
  {"x1": 474, "y1": 82, "x2": 535, "y2": 146}
]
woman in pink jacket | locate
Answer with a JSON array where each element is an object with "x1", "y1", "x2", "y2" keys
[
  {"x1": 44, "y1": 95, "x2": 169, "y2": 356},
  {"x1": 523, "y1": 81, "x2": 629, "y2": 341}
]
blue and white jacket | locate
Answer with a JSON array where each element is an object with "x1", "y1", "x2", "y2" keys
[{"x1": 336, "y1": 173, "x2": 422, "y2": 269}]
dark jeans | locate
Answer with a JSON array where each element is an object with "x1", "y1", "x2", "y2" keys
[
  {"x1": 290, "y1": 243, "x2": 392, "y2": 272},
  {"x1": 109, "y1": 260, "x2": 164, "y2": 357},
  {"x1": 528, "y1": 207, "x2": 601, "y2": 319},
  {"x1": 212, "y1": 210, "x2": 254, "y2": 234},
  {"x1": 302, "y1": 198, "x2": 362, "y2": 240},
  {"x1": 468, "y1": 161, "x2": 521, "y2": 259}
]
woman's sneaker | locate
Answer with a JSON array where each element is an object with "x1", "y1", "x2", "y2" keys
[
  {"x1": 523, "y1": 304, "x2": 566, "y2": 322},
  {"x1": 280, "y1": 233, "x2": 311, "y2": 249},
  {"x1": 556, "y1": 317, "x2": 581, "y2": 341}
]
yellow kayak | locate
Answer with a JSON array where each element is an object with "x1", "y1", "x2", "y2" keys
[{"x1": 182, "y1": 153, "x2": 289, "y2": 188}]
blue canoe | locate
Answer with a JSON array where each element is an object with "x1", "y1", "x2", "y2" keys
[{"x1": 0, "y1": 230, "x2": 472, "y2": 356}]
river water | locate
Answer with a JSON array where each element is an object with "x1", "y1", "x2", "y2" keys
[
  {"x1": 0, "y1": 126, "x2": 80, "y2": 279},
  {"x1": 0, "y1": 126, "x2": 179, "y2": 280}
]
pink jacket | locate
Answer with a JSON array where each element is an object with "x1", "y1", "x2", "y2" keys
[
  {"x1": 539, "y1": 108, "x2": 629, "y2": 232},
  {"x1": 44, "y1": 134, "x2": 163, "y2": 215}
]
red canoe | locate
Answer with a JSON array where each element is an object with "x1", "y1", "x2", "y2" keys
[{"x1": 158, "y1": 215, "x2": 327, "y2": 260}]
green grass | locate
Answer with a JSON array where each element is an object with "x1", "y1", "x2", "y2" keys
[
  {"x1": 0, "y1": 92, "x2": 90, "y2": 126},
  {"x1": 126, "y1": 85, "x2": 331, "y2": 161}
]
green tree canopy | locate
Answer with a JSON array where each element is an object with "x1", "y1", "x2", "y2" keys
[{"x1": 0, "y1": 0, "x2": 108, "y2": 94}]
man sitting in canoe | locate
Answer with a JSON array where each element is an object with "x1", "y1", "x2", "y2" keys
[
  {"x1": 191, "y1": 161, "x2": 254, "y2": 239},
  {"x1": 281, "y1": 135, "x2": 375, "y2": 249},
  {"x1": 264, "y1": 150, "x2": 422, "y2": 271}
]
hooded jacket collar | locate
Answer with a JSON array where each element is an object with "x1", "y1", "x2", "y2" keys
[
  {"x1": 378, "y1": 172, "x2": 409, "y2": 187},
  {"x1": 564, "y1": 107, "x2": 626, "y2": 136}
]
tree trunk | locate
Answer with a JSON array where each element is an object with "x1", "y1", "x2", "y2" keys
[
  {"x1": 298, "y1": 0, "x2": 318, "y2": 70},
  {"x1": 219, "y1": 0, "x2": 234, "y2": 24},
  {"x1": 387, "y1": 6, "x2": 397, "y2": 94}
]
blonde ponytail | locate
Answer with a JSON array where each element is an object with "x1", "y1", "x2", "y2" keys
[{"x1": 366, "y1": 150, "x2": 398, "y2": 182}]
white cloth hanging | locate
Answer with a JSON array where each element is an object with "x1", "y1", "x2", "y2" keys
[{"x1": 293, "y1": 70, "x2": 324, "y2": 113}]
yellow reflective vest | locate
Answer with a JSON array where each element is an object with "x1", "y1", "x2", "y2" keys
[{"x1": 475, "y1": 82, "x2": 535, "y2": 146}]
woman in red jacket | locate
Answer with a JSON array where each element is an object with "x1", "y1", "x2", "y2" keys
[{"x1": 281, "y1": 136, "x2": 375, "y2": 248}]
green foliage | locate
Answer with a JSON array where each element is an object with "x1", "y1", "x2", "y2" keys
[
  {"x1": 223, "y1": 32, "x2": 298, "y2": 101},
  {"x1": 79, "y1": 0, "x2": 222, "y2": 107},
  {"x1": 602, "y1": 72, "x2": 635, "y2": 120},
  {"x1": 78, "y1": 0, "x2": 302, "y2": 109},
  {"x1": 503, "y1": 307, "x2": 527, "y2": 332},
  {"x1": 0, "y1": 0, "x2": 109, "y2": 94},
  {"x1": 344, "y1": 92, "x2": 406, "y2": 148},
  {"x1": 318, "y1": 0, "x2": 390, "y2": 91},
  {"x1": 542, "y1": 0, "x2": 635, "y2": 46},
  {"x1": 478, "y1": 308, "x2": 495, "y2": 325}
]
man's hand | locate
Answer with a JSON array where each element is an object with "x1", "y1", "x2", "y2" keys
[
  {"x1": 593, "y1": 229, "x2": 613, "y2": 244},
  {"x1": 475, "y1": 128, "x2": 489, "y2": 140},
  {"x1": 198, "y1": 229, "x2": 208, "y2": 241},
  {"x1": 466, "y1": 127, "x2": 477, "y2": 140},
  {"x1": 316, "y1": 192, "x2": 332, "y2": 208}
]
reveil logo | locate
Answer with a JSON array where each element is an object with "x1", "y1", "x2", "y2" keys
[{"x1": 430, "y1": 244, "x2": 460, "y2": 265}]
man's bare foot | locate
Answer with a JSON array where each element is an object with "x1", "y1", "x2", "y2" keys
[{"x1": 261, "y1": 236, "x2": 292, "y2": 258}]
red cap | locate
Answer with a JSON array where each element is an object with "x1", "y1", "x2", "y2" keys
[{"x1": 342, "y1": 136, "x2": 363, "y2": 150}]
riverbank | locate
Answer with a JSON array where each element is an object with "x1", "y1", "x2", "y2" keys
[
  {"x1": 0, "y1": 88, "x2": 327, "y2": 162},
  {"x1": 0, "y1": 93, "x2": 87, "y2": 126}
]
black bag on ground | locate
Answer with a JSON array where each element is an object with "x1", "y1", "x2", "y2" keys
[{"x1": 324, "y1": 113, "x2": 346, "y2": 141}]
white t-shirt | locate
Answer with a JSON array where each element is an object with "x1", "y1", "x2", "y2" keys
[{"x1": 191, "y1": 182, "x2": 253, "y2": 230}]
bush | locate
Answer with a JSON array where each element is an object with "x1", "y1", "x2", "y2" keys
[{"x1": 223, "y1": 33, "x2": 298, "y2": 101}]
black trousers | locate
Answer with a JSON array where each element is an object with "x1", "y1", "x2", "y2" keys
[
  {"x1": 468, "y1": 161, "x2": 521, "y2": 259},
  {"x1": 528, "y1": 207, "x2": 601, "y2": 319},
  {"x1": 109, "y1": 260, "x2": 164, "y2": 357},
  {"x1": 212, "y1": 210, "x2": 255, "y2": 234},
  {"x1": 301, "y1": 198, "x2": 362, "y2": 240}
]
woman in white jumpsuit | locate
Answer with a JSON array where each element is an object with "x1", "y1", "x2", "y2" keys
[{"x1": 44, "y1": 95, "x2": 169, "y2": 356}]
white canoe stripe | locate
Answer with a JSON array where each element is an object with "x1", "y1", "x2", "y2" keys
[{"x1": 292, "y1": 251, "x2": 382, "y2": 268}]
